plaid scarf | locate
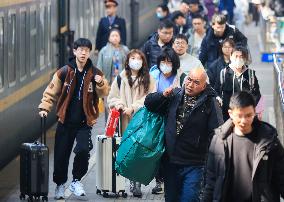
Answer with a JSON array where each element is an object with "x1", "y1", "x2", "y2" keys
[{"x1": 176, "y1": 94, "x2": 198, "y2": 136}]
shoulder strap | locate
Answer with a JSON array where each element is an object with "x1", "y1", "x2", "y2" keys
[
  {"x1": 59, "y1": 65, "x2": 68, "y2": 82},
  {"x1": 220, "y1": 68, "x2": 226, "y2": 86},
  {"x1": 117, "y1": 75, "x2": 121, "y2": 89},
  {"x1": 180, "y1": 73, "x2": 187, "y2": 87},
  {"x1": 248, "y1": 68, "x2": 255, "y2": 90}
]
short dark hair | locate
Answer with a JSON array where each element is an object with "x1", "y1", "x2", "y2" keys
[
  {"x1": 212, "y1": 14, "x2": 227, "y2": 25},
  {"x1": 157, "y1": 4, "x2": 169, "y2": 14},
  {"x1": 229, "y1": 91, "x2": 256, "y2": 109},
  {"x1": 192, "y1": 13, "x2": 205, "y2": 21},
  {"x1": 174, "y1": 34, "x2": 188, "y2": 44},
  {"x1": 171, "y1": 11, "x2": 185, "y2": 21},
  {"x1": 74, "y1": 38, "x2": 92, "y2": 51},
  {"x1": 157, "y1": 48, "x2": 180, "y2": 75},
  {"x1": 232, "y1": 45, "x2": 249, "y2": 61},
  {"x1": 158, "y1": 19, "x2": 175, "y2": 30}
]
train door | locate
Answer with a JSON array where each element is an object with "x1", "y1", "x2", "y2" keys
[{"x1": 57, "y1": 0, "x2": 74, "y2": 67}]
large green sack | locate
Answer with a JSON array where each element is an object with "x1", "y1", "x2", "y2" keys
[{"x1": 115, "y1": 106, "x2": 165, "y2": 185}]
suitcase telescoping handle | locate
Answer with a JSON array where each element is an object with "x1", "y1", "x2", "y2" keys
[
  {"x1": 118, "y1": 109, "x2": 123, "y2": 137},
  {"x1": 40, "y1": 116, "x2": 47, "y2": 145}
]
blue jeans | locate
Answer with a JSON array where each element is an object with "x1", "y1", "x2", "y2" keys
[{"x1": 164, "y1": 162, "x2": 204, "y2": 202}]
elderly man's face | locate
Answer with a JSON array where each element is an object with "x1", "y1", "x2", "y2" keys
[{"x1": 184, "y1": 69, "x2": 207, "y2": 96}]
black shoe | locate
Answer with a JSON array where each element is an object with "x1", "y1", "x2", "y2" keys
[{"x1": 151, "y1": 182, "x2": 163, "y2": 194}]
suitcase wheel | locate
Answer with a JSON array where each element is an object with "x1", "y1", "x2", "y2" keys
[
  {"x1": 102, "y1": 192, "x2": 109, "y2": 198},
  {"x1": 42, "y1": 196, "x2": 48, "y2": 201},
  {"x1": 96, "y1": 189, "x2": 101, "y2": 195},
  {"x1": 122, "y1": 192, "x2": 127, "y2": 198},
  {"x1": 19, "y1": 193, "x2": 25, "y2": 200},
  {"x1": 27, "y1": 196, "x2": 34, "y2": 202}
]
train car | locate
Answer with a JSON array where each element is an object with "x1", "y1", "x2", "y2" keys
[{"x1": 0, "y1": 0, "x2": 161, "y2": 170}]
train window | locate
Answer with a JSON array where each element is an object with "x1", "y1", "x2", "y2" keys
[
  {"x1": 0, "y1": 17, "x2": 3, "y2": 89},
  {"x1": 19, "y1": 11, "x2": 27, "y2": 79},
  {"x1": 8, "y1": 13, "x2": 16, "y2": 86},
  {"x1": 30, "y1": 10, "x2": 37, "y2": 75},
  {"x1": 39, "y1": 5, "x2": 45, "y2": 69}
]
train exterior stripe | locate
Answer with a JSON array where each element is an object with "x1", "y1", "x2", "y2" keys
[
  {"x1": 0, "y1": 70, "x2": 54, "y2": 113},
  {"x1": 0, "y1": 0, "x2": 34, "y2": 8}
]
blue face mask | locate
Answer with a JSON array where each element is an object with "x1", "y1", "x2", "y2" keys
[{"x1": 156, "y1": 12, "x2": 164, "y2": 19}]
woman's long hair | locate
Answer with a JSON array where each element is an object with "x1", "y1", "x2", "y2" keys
[{"x1": 124, "y1": 49, "x2": 150, "y2": 94}]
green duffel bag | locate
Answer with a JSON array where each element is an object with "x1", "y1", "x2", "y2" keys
[{"x1": 115, "y1": 106, "x2": 165, "y2": 185}]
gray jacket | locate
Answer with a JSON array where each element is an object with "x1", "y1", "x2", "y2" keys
[{"x1": 97, "y1": 43, "x2": 129, "y2": 82}]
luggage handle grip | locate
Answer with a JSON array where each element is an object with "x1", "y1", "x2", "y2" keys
[{"x1": 40, "y1": 116, "x2": 47, "y2": 145}]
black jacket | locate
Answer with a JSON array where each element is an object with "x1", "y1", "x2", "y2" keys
[
  {"x1": 144, "y1": 86, "x2": 223, "y2": 165},
  {"x1": 199, "y1": 24, "x2": 247, "y2": 67},
  {"x1": 141, "y1": 33, "x2": 173, "y2": 68},
  {"x1": 207, "y1": 56, "x2": 229, "y2": 88},
  {"x1": 95, "y1": 16, "x2": 126, "y2": 51},
  {"x1": 214, "y1": 67, "x2": 261, "y2": 120},
  {"x1": 202, "y1": 119, "x2": 284, "y2": 202}
]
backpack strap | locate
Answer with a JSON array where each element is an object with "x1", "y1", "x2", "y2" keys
[
  {"x1": 117, "y1": 75, "x2": 121, "y2": 90},
  {"x1": 220, "y1": 68, "x2": 227, "y2": 98},
  {"x1": 248, "y1": 69, "x2": 255, "y2": 91},
  {"x1": 180, "y1": 73, "x2": 187, "y2": 87},
  {"x1": 59, "y1": 65, "x2": 68, "y2": 82}
]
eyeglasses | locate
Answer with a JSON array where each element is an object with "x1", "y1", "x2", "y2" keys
[
  {"x1": 76, "y1": 48, "x2": 90, "y2": 53},
  {"x1": 174, "y1": 41, "x2": 187, "y2": 47}
]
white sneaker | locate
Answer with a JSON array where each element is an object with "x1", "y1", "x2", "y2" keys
[
  {"x1": 69, "y1": 180, "x2": 86, "y2": 198},
  {"x1": 55, "y1": 184, "x2": 65, "y2": 199}
]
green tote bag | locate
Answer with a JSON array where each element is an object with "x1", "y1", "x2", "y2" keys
[{"x1": 115, "y1": 106, "x2": 165, "y2": 185}]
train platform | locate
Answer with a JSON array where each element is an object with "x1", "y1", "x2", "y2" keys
[{"x1": 0, "y1": 23, "x2": 283, "y2": 202}]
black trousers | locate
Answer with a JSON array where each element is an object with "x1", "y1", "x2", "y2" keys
[{"x1": 53, "y1": 122, "x2": 93, "y2": 185}]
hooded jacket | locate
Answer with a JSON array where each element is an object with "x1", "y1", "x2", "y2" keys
[
  {"x1": 141, "y1": 32, "x2": 173, "y2": 68},
  {"x1": 38, "y1": 57, "x2": 109, "y2": 126},
  {"x1": 145, "y1": 85, "x2": 224, "y2": 165},
  {"x1": 202, "y1": 119, "x2": 284, "y2": 202}
]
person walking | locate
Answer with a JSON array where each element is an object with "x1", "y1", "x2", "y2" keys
[
  {"x1": 202, "y1": 91, "x2": 284, "y2": 202},
  {"x1": 214, "y1": 46, "x2": 261, "y2": 121},
  {"x1": 107, "y1": 49, "x2": 156, "y2": 197},
  {"x1": 141, "y1": 20, "x2": 175, "y2": 68},
  {"x1": 97, "y1": 28, "x2": 129, "y2": 83},
  {"x1": 38, "y1": 38, "x2": 109, "y2": 200},
  {"x1": 145, "y1": 67, "x2": 223, "y2": 202},
  {"x1": 199, "y1": 13, "x2": 247, "y2": 68}
]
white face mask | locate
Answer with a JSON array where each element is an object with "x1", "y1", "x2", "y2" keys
[
  {"x1": 160, "y1": 63, "x2": 172, "y2": 74},
  {"x1": 129, "y1": 59, "x2": 143, "y2": 70},
  {"x1": 230, "y1": 58, "x2": 245, "y2": 69}
]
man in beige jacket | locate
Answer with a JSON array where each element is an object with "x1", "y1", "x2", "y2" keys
[{"x1": 38, "y1": 38, "x2": 109, "y2": 200}]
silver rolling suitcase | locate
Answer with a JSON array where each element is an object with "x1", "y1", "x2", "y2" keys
[{"x1": 95, "y1": 135, "x2": 127, "y2": 198}]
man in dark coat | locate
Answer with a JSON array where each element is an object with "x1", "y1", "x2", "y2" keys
[
  {"x1": 202, "y1": 91, "x2": 284, "y2": 202},
  {"x1": 145, "y1": 67, "x2": 223, "y2": 202},
  {"x1": 141, "y1": 20, "x2": 174, "y2": 68},
  {"x1": 199, "y1": 13, "x2": 247, "y2": 68},
  {"x1": 95, "y1": 0, "x2": 126, "y2": 51}
]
